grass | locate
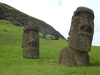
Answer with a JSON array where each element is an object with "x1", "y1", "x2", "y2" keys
[{"x1": 0, "y1": 20, "x2": 100, "y2": 75}]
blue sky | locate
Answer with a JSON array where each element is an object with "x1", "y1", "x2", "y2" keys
[{"x1": 0, "y1": 0, "x2": 100, "y2": 46}]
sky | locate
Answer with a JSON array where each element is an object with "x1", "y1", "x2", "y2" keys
[{"x1": 0, "y1": 0, "x2": 100, "y2": 46}]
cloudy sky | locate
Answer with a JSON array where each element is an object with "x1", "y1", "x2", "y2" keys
[{"x1": 0, "y1": 0, "x2": 100, "y2": 46}]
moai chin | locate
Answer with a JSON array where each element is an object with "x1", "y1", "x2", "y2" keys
[
  {"x1": 58, "y1": 7, "x2": 94, "y2": 66},
  {"x1": 22, "y1": 25, "x2": 39, "y2": 58}
]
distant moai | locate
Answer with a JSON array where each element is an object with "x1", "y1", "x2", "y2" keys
[
  {"x1": 0, "y1": 8, "x2": 4, "y2": 19},
  {"x1": 42, "y1": 30, "x2": 46, "y2": 39},
  {"x1": 51, "y1": 33, "x2": 59, "y2": 40},
  {"x1": 54, "y1": 33, "x2": 59, "y2": 40},
  {"x1": 58, "y1": 6, "x2": 94, "y2": 66},
  {"x1": 22, "y1": 25, "x2": 39, "y2": 58}
]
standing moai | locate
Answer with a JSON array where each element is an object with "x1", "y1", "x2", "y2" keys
[
  {"x1": 22, "y1": 25, "x2": 39, "y2": 58},
  {"x1": 58, "y1": 6, "x2": 94, "y2": 66},
  {"x1": 54, "y1": 33, "x2": 59, "y2": 40},
  {"x1": 0, "y1": 8, "x2": 4, "y2": 19}
]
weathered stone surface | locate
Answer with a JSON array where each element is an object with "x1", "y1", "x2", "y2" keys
[
  {"x1": 54, "y1": 34, "x2": 59, "y2": 40},
  {"x1": 0, "y1": 8, "x2": 4, "y2": 19},
  {"x1": 22, "y1": 25, "x2": 39, "y2": 58},
  {"x1": 58, "y1": 6, "x2": 94, "y2": 66}
]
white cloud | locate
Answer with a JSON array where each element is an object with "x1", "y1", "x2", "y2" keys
[{"x1": 0, "y1": 0, "x2": 100, "y2": 46}]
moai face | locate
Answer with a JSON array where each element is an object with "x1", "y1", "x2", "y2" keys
[
  {"x1": 69, "y1": 7, "x2": 94, "y2": 52},
  {"x1": 22, "y1": 25, "x2": 39, "y2": 58}
]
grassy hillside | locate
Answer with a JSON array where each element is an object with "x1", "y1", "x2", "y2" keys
[
  {"x1": 0, "y1": 20, "x2": 100, "y2": 75},
  {"x1": 0, "y1": 2, "x2": 65, "y2": 39}
]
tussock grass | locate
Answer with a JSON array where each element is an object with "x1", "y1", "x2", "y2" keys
[{"x1": 0, "y1": 20, "x2": 100, "y2": 75}]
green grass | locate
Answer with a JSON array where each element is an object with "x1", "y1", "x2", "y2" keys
[{"x1": 0, "y1": 20, "x2": 100, "y2": 75}]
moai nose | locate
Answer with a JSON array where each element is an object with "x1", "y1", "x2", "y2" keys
[{"x1": 28, "y1": 31, "x2": 35, "y2": 45}]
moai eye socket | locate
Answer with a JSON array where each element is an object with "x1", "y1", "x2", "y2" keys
[
  {"x1": 74, "y1": 17, "x2": 81, "y2": 25},
  {"x1": 74, "y1": 12, "x2": 82, "y2": 25},
  {"x1": 24, "y1": 29, "x2": 30, "y2": 33},
  {"x1": 80, "y1": 25, "x2": 92, "y2": 33}
]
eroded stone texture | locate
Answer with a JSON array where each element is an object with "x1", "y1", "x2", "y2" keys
[
  {"x1": 58, "y1": 7, "x2": 94, "y2": 66},
  {"x1": 22, "y1": 25, "x2": 39, "y2": 58},
  {"x1": 54, "y1": 34, "x2": 59, "y2": 40},
  {"x1": 0, "y1": 8, "x2": 4, "y2": 19}
]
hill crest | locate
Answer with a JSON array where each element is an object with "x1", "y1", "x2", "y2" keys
[{"x1": 0, "y1": 2, "x2": 65, "y2": 39}]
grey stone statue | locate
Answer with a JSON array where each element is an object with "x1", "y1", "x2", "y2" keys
[
  {"x1": 22, "y1": 25, "x2": 39, "y2": 58},
  {"x1": 58, "y1": 6, "x2": 94, "y2": 66}
]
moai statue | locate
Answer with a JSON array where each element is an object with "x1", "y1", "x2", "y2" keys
[
  {"x1": 54, "y1": 33, "x2": 59, "y2": 40},
  {"x1": 0, "y1": 8, "x2": 4, "y2": 19},
  {"x1": 42, "y1": 30, "x2": 46, "y2": 39},
  {"x1": 58, "y1": 7, "x2": 94, "y2": 66},
  {"x1": 22, "y1": 25, "x2": 39, "y2": 58}
]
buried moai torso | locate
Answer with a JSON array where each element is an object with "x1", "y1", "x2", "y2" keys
[
  {"x1": 58, "y1": 7, "x2": 94, "y2": 66},
  {"x1": 22, "y1": 25, "x2": 39, "y2": 58}
]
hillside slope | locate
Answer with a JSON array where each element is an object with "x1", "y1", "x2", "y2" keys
[
  {"x1": 0, "y1": 19, "x2": 100, "y2": 75},
  {"x1": 0, "y1": 2, "x2": 65, "y2": 39}
]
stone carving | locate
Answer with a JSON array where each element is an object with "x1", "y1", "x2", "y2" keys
[
  {"x1": 0, "y1": 8, "x2": 4, "y2": 19},
  {"x1": 51, "y1": 33, "x2": 59, "y2": 40},
  {"x1": 22, "y1": 25, "x2": 39, "y2": 58},
  {"x1": 54, "y1": 33, "x2": 59, "y2": 40},
  {"x1": 58, "y1": 7, "x2": 94, "y2": 66}
]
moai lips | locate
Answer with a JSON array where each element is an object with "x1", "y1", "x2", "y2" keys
[{"x1": 69, "y1": 32, "x2": 92, "y2": 52}]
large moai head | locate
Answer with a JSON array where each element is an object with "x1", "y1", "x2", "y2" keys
[
  {"x1": 22, "y1": 25, "x2": 39, "y2": 58},
  {"x1": 69, "y1": 7, "x2": 94, "y2": 52}
]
